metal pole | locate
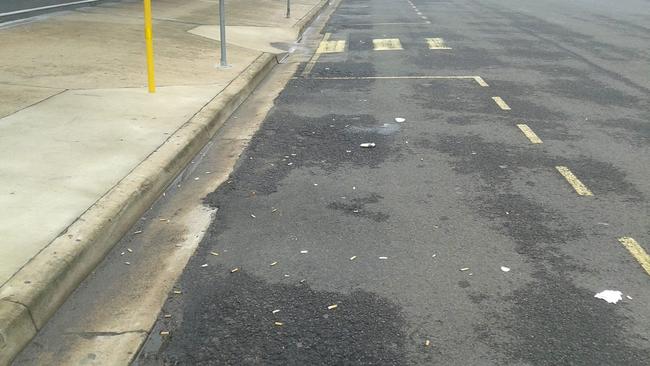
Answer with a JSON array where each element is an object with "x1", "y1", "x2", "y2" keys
[
  {"x1": 219, "y1": 0, "x2": 228, "y2": 67},
  {"x1": 143, "y1": 0, "x2": 155, "y2": 92},
  {"x1": 286, "y1": 0, "x2": 290, "y2": 18}
]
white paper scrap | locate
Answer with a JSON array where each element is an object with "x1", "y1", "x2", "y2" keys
[{"x1": 594, "y1": 290, "x2": 622, "y2": 304}]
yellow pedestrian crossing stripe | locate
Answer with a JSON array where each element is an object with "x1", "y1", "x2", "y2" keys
[
  {"x1": 425, "y1": 37, "x2": 451, "y2": 50},
  {"x1": 317, "y1": 40, "x2": 346, "y2": 53},
  {"x1": 373, "y1": 38, "x2": 403, "y2": 51}
]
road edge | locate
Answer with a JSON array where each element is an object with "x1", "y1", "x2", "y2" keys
[{"x1": 0, "y1": 0, "x2": 330, "y2": 359}]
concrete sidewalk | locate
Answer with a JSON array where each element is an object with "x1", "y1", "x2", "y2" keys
[{"x1": 0, "y1": 0, "x2": 326, "y2": 362}]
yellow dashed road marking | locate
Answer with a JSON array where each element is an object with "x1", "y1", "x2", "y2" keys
[
  {"x1": 301, "y1": 32, "x2": 331, "y2": 76},
  {"x1": 474, "y1": 76, "x2": 489, "y2": 87},
  {"x1": 618, "y1": 237, "x2": 650, "y2": 276},
  {"x1": 373, "y1": 38, "x2": 403, "y2": 50},
  {"x1": 555, "y1": 166, "x2": 593, "y2": 196},
  {"x1": 517, "y1": 124, "x2": 543, "y2": 144},
  {"x1": 492, "y1": 96, "x2": 511, "y2": 110},
  {"x1": 316, "y1": 40, "x2": 346, "y2": 53},
  {"x1": 425, "y1": 37, "x2": 452, "y2": 50}
]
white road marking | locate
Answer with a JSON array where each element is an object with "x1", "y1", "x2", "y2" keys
[{"x1": 0, "y1": 0, "x2": 100, "y2": 17}]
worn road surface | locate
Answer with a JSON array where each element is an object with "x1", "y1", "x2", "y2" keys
[{"x1": 136, "y1": 0, "x2": 650, "y2": 364}]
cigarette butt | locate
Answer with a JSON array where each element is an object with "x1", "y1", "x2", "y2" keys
[
  {"x1": 124, "y1": 262, "x2": 131, "y2": 265},
  {"x1": 425, "y1": 340, "x2": 430, "y2": 346},
  {"x1": 271, "y1": 208, "x2": 278, "y2": 212},
  {"x1": 270, "y1": 261, "x2": 278, "y2": 266},
  {"x1": 328, "y1": 304, "x2": 338, "y2": 310},
  {"x1": 272, "y1": 309, "x2": 280, "y2": 314},
  {"x1": 231, "y1": 267, "x2": 240, "y2": 273},
  {"x1": 460, "y1": 268, "x2": 470, "y2": 271},
  {"x1": 274, "y1": 322, "x2": 284, "y2": 326},
  {"x1": 201, "y1": 263, "x2": 208, "y2": 268},
  {"x1": 300, "y1": 250, "x2": 308, "y2": 254},
  {"x1": 210, "y1": 251, "x2": 219, "y2": 256},
  {"x1": 163, "y1": 314, "x2": 172, "y2": 318},
  {"x1": 251, "y1": 214, "x2": 256, "y2": 218},
  {"x1": 173, "y1": 290, "x2": 182, "y2": 294},
  {"x1": 379, "y1": 256, "x2": 388, "y2": 260},
  {"x1": 127, "y1": 248, "x2": 133, "y2": 253},
  {"x1": 160, "y1": 331, "x2": 170, "y2": 335},
  {"x1": 349, "y1": 256, "x2": 357, "y2": 261},
  {"x1": 134, "y1": 230, "x2": 142, "y2": 234}
]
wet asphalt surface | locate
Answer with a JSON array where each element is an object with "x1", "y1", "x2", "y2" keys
[{"x1": 136, "y1": 0, "x2": 650, "y2": 364}]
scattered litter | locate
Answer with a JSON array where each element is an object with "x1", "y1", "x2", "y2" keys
[
  {"x1": 270, "y1": 261, "x2": 278, "y2": 266},
  {"x1": 460, "y1": 268, "x2": 470, "y2": 271},
  {"x1": 173, "y1": 290, "x2": 182, "y2": 294},
  {"x1": 501, "y1": 266, "x2": 510, "y2": 272},
  {"x1": 379, "y1": 256, "x2": 388, "y2": 260},
  {"x1": 124, "y1": 262, "x2": 131, "y2": 265},
  {"x1": 350, "y1": 256, "x2": 357, "y2": 261},
  {"x1": 201, "y1": 263, "x2": 208, "y2": 268},
  {"x1": 231, "y1": 268, "x2": 240, "y2": 273},
  {"x1": 425, "y1": 340, "x2": 431, "y2": 346},
  {"x1": 595, "y1": 290, "x2": 622, "y2": 304},
  {"x1": 251, "y1": 214, "x2": 256, "y2": 218},
  {"x1": 626, "y1": 295, "x2": 633, "y2": 300},
  {"x1": 360, "y1": 142, "x2": 376, "y2": 148},
  {"x1": 160, "y1": 331, "x2": 170, "y2": 335},
  {"x1": 395, "y1": 117, "x2": 406, "y2": 123},
  {"x1": 127, "y1": 248, "x2": 133, "y2": 253},
  {"x1": 134, "y1": 230, "x2": 143, "y2": 234},
  {"x1": 274, "y1": 322, "x2": 284, "y2": 326},
  {"x1": 300, "y1": 250, "x2": 309, "y2": 254},
  {"x1": 328, "y1": 304, "x2": 338, "y2": 310},
  {"x1": 210, "y1": 251, "x2": 219, "y2": 256}
]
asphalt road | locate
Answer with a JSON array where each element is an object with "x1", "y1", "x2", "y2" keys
[
  {"x1": 0, "y1": 0, "x2": 108, "y2": 22},
  {"x1": 136, "y1": 0, "x2": 650, "y2": 364}
]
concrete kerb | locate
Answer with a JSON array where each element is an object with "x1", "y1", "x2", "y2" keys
[{"x1": 0, "y1": 0, "x2": 332, "y2": 361}]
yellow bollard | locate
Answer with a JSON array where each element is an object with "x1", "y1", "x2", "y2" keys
[{"x1": 143, "y1": 0, "x2": 155, "y2": 93}]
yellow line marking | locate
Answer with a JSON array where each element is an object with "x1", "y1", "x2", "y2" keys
[
  {"x1": 474, "y1": 76, "x2": 489, "y2": 87},
  {"x1": 516, "y1": 124, "x2": 543, "y2": 144},
  {"x1": 425, "y1": 37, "x2": 452, "y2": 50},
  {"x1": 316, "y1": 40, "x2": 346, "y2": 53},
  {"x1": 301, "y1": 32, "x2": 331, "y2": 76},
  {"x1": 618, "y1": 237, "x2": 650, "y2": 276},
  {"x1": 373, "y1": 38, "x2": 403, "y2": 51},
  {"x1": 492, "y1": 96, "x2": 511, "y2": 110},
  {"x1": 555, "y1": 166, "x2": 593, "y2": 196}
]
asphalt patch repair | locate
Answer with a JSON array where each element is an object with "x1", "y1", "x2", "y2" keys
[{"x1": 136, "y1": 269, "x2": 406, "y2": 365}]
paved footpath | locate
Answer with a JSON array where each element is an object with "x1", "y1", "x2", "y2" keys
[
  {"x1": 129, "y1": 0, "x2": 650, "y2": 364},
  {"x1": 0, "y1": 0, "x2": 325, "y2": 362}
]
